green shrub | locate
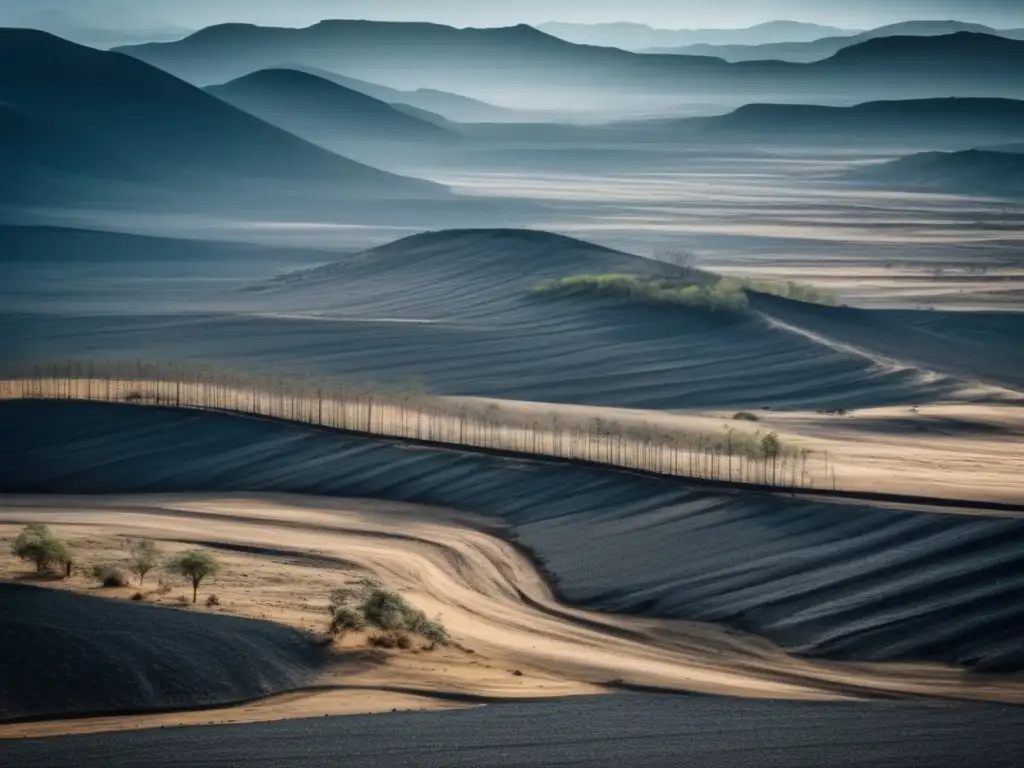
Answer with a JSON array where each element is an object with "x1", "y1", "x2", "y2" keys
[
  {"x1": 328, "y1": 607, "x2": 365, "y2": 638},
  {"x1": 91, "y1": 563, "x2": 128, "y2": 588},
  {"x1": 733, "y1": 411, "x2": 760, "y2": 422},
  {"x1": 11, "y1": 524, "x2": 73, "y2": 575},
  {"x1": 530, "y1": 274, "x2": 748, "y2": 313},
  {"x1": 327, "y1": 584, "x2": 450, "y2": 647},
  {"x1": 530, "y1": 273, "x2": 838, "y2": 311}
]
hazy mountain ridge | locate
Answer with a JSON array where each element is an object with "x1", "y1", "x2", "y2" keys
[
  {"x1": 847, "y1": 149, "x2": 1024, "y2": 196},
  {"x1": 538, "y1": 20, "x2": 855, "y2": 50},
  {"x1": 205, "y1": 68, "x2": 458, "y2": 148},
  {"x1": 116, "y1": 25, "x2": 1024, "y2": 110},
  {"x1": 0, "y1": 28, "x2": 447, "y2": 207},
  {"x1": 647, "y1": 20, "x2": 1023, "y2": 60},
  {"x1": 276, "y1": 64, "x2": 518, "y2": 122}
]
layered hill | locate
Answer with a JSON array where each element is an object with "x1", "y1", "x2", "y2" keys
[
  {"x1": 206, "y1": 69, "x2": 457, "y2": 150},
  {"x1": 277, "y1": 65, "x2": 515, "y2": 123},
  {"x1": 3, "y1": 400, "x2": 1023, "y2": 673},
  {"x1": 116, "y1": 25, "x2": 1024, "y2": 107},
  {"x1": 0, "y1": 28, "x2": 445, "y2": 206},
  {"x1": 671, "y1": 98, "x2": 1024, "y2": 148},
  {"x1": 651, "y1": 20, "x2": 1018, "y2": 61},
  {"x1": 0, "y1": 583, "x2": 324, "y2": 721},
  {"x1": 845, "y1": 149, "x2": 1024, "y2": 197},
  {"x1": 3, "y1": 228, "x2": 1007, "y2": 410}
]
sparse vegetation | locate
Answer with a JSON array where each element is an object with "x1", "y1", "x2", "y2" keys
[
  {"x1": 168, "y1": 549, "x2": 221, "y2": 604},
  {"x1": 91, "y1": 563, "x2": 128, "y2": 588},
  {"x1": 205, "y1": 593, "x2": 220, "y2": 607},
  {"x1": 530, "y1": 273, "x2": 749, "y2": 312},
  {"x1": 0, "y1": 360, "x2": 826, "y2": 490},
  {"x1": 128, "y1": 538, "x2": 160, "y2": 585},
  {"x1": 327, "y1": 582, "x2": 451, "y2": 649},
  {"x1": 733, "y1": 411, "x2": 760, "y2": 422},
  {"x1": 11, "y1": 524, "x2": 74, "y2": 576},
  {"x1": 530, "y1": 273, "x2": 838, "y2": 312}
]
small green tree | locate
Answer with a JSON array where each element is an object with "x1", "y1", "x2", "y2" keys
[
  {"x1": 128, "y1": 538, "x2": 161, "y2": 585},
  {"x1": 11, "y1": 524, "x2": 73, "y2": 575},
  {"x1": 168, "y1": 549, "x2": 220, "y2": 604}
]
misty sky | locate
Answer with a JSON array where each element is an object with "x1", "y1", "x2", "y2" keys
[{"x1": 6, "y1": 0, "x2": 1024, "y2": 30}]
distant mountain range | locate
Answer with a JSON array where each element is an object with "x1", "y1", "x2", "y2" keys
[
  {"x1": 672, "y1": 98, "x2": 1024, "y2": 148},
  {"x1": 206, "y1": 69, "x2": 457, "y2": 152},
  {"x1": 0, "y1": 29, "x2": 446, "y2": 208},
  {"x1": 3, "y1": 7, "x2": 191, "y2": 48},
  {"x1": 649, "y1": 20, "x2": 1024, "y2": 61},
  {"x1": 537, "y1": 20, "x2": 855, "y2": 51},
  {"x1": 116, "y1": 24, "x2": 1024, "y2": 110},
  {"x1": 846, "y1": 149, "x2": 1024, "y2": 197},
  {"x1": 277, "y1": 64, "x2": 517, "y2": 123}
]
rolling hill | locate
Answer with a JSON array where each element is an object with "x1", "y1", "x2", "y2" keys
[
  {"x1": 846, "y1": 149, "x2": 1024, "y2": 197},
  {"x1": 672, "y1": 98, "x2": 1024, "y2": 148},
  {"x1": 0, "y1": 28, "x2": 446, "y2": 206},
  {"x1": 278, "y1": 65, "x2": 517, "y2": 123},
  {"x1": 1, "y1": 583, "x2": 323, "y2": 721},
  {"x1": 116, "y1": 25, "x2": 1024, "y2": 109},
  {"x1": 648, "y1": 20, "x2": 1017, "y2": 61},
  {"x1": 4, "y1": 399, "x2": 1024, "y2": 673},
  {"x1": 205, "y1": 68, "x2": 457, "y2": 149},
  {"x1": 7, "y1": 228, "x2": 1013, "y2": 411}
]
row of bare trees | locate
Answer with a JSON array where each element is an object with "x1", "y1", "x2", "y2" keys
[{"x1": 0, "y1": 359, "x2": 830, "y2": 490}]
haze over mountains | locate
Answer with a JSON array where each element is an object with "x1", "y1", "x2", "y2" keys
[
  {"x1": 647, "y1": 20, "x2": 1024, "y2": 59},
  {"x1": 117, "y1": 23, "x2": 1024, "y2": 112},
  {"x1": 206, "y1": 69, "x2": 458, "y2": 152},
  {"x1": 848, "y1": 149, "x2": 1024, "y2": 196},
  {"x1": 276, "y1": 64, "x2": 518, "y2": 123},
  {"x1": 0, "y1": 28, "x2": 447, "y2": 210},
  {"x1": 538, "y1": 20, "x2": 856, "y2": 50},
  {"x1": 665, "y1": 98, "x2": 1024, "y2": 149}
]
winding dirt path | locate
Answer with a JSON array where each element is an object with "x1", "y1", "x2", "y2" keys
[{"x1": 3, "y1": 492, "x2": 1022, "y2": 740}]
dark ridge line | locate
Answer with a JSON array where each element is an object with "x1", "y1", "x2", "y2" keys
[{"x1": 10, "y1": 397, "x2": 1019, "y2": 514}]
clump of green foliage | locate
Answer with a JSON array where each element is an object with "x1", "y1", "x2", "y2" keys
[
  {"x1": 733, "y1": 411, "x2": 760, "y2": 422},
  {"x1": 531, "y1": 274, "x2": 749, "y2": 312},
  {"x1": 91, "y1": 563, "x2": 128, "y2": 588},
  {"x1": 530, "y1": 273, "x2": 838, "y2": 311},
  {"x1": 327, "y1": 581, "x2": 450, "y2": 649},
  {"x1": 11, "y1": 524, "x2": 74, "y2": 576}
]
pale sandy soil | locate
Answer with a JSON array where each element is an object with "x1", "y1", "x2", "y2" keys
[
  {"x1": 0, "y1": 690, "x2": 476, "y2": 740},
  {"x1": 4, "y1": 378, "x2": 1021, "y2": 503},
  {"x1": 2, "y1": 493, "x2": 1023, "y2": 740},
  {"x1": 449, "y1": 397, "x2": 1024, "y2": 504}
]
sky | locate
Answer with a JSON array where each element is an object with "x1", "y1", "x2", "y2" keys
[{"x1": 6, "y1": 0, "x2": 1024, "y2": 31}]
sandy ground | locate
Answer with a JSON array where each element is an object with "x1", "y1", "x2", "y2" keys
[
  {"x1": 1, "y1": 690, "x2": 475, "y2": 740},
  {"x1": 3, "y1": 377, "x2": 1022, "y2": 504},
  {"x1": 2, "y1": 493, "x2": 1023, "y2": 739},
  {"x1": 449, "y1": 396, "x2": 1024, "y2": 504}
]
